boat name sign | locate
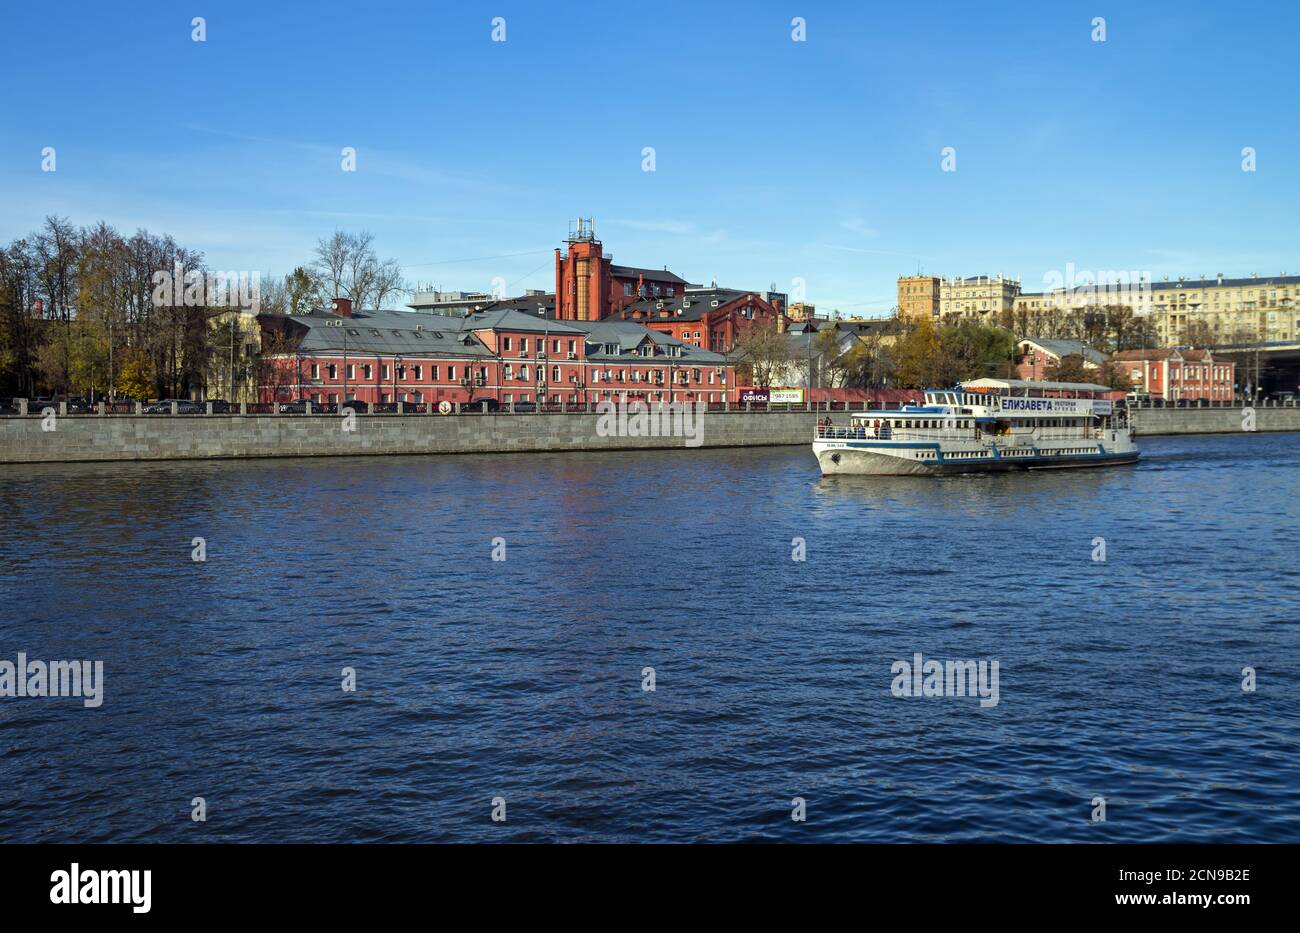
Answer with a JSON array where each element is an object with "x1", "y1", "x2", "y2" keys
[{"x1": 998, "y1": 397, "x2": 1112, "y2": 416}]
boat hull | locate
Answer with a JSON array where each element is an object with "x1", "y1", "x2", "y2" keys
[{"x1": 814, "y1": 443, "x2": 1139, "y2": 476}]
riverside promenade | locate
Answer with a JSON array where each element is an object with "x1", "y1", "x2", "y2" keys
[{"x1": 1, "y1": 401, "x2": 1297, "y2": 464}]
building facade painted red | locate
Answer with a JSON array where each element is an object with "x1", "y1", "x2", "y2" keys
[
  {"x1": 258, "y1": 306, "x2": 737, "y2": 406},
  {"x1": 554, "y1": 218, "x2": 690, "y2": 323},
  {"x1": 1014, "y1": 338, "x2": 1108, "y2": 381},
  {"x1": 1111, "y1": 348, "x2": 1236, "y2": 401},
  {"x1": 616, "y1": 288, "x2": 784, "y2": 354}
]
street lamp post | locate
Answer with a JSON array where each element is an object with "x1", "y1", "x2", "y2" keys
[{"x1": 538, "y1": 308, "x2": 549, "y2": 407}]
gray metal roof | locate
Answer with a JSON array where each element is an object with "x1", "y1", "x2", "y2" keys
[
  {"x1": 277, "y1": 306, "x2": 726, "y2": 364},
  {"x1": 964, "y1": 378, "x2": 1113, "y2": 393},
  {"x1": 572, "y1": 319, "x2": 728, "y2": 363},
  {"x1": 609, "y1": 264, "x2": 687, "y2": 285},
  {"x1": 461, "y1": 307, "x2": 585, "y2": 334},
  {"x1": 1020, "y1": 338, "x2": 1108, "y2": 365},
  {"x1": 288, "y1": 309, "x2": 491, "y2": 358},
  {"x1": 617, "y1": 287, "x2": 753, "y2": 322}
]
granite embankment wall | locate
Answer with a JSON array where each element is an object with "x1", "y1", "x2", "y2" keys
[
  {"x1": 1, "y1": 406, "x2": 1296, "y2": 464},
  {"x1": 1132, "y1": 406, "x2": 1300, "y2": 436},
  {"x1": 0, "y1": 410, "x2": 824, "y2": 463}
]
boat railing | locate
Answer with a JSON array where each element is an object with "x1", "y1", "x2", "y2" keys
[
  {"x1": 816, "y1": 425, "x2": 1114, "y2": 442},
  {"x1": 816, "y1": 425, "x2": 968, "y2": 442}
]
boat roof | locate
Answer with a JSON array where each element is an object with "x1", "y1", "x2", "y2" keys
[{"x1": 961, "y1": 378, "x2": 1112, "y2": 393}]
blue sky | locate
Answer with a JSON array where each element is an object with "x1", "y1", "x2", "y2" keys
[{"x1": 3, "y1": 0, "x2": 1298, "y2": 314}]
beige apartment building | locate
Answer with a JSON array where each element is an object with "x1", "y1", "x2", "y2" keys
[
  {"x1": 1013, "y1": 282, "x2": 1153, "y2": 318},
  {"x1": 1146, "y1": 274, "x2": 1300, "y2": 344},
  {"x1": 904, "y1": 268, "x2": 1298, "y2": 345},
  {"x1": 938, "y1": 275, "x2": 1020, "y2": 321}
]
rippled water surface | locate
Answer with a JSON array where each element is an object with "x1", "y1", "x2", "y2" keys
[{"x1": 1, "y1": 433, "x2": 1297, "y2": 842}]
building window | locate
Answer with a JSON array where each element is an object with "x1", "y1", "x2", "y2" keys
[
  {"x1": 503, "y1": 336, "x2": 512, "y2": 351},
  {"x1": 363, "y1": 364, "x2": 372, "y2": 380},
  {"x1": 346, "y1": 364, "x2": 355, "y2": 380},
  {"x1": 327, "y1": 364, "x2": 337, "y2": 380}
]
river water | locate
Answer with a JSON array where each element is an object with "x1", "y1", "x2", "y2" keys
[{"x1": 0, "y1": 433, "x2": 1297, "y2": 842}]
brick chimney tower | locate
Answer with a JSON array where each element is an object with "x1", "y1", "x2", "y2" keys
[
  {"x1": 331, "y1": 297, "x2": 353, "y2": 318},
  {"x1": 555, "y1": 218, "x2": 608, "y2": 321}
]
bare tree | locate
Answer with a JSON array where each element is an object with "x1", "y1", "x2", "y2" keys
[{"x1": 310, "y1": 230, "x2": 406, "y2": 310}]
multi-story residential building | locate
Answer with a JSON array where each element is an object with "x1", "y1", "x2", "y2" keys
[
  {"x1": 1009, "y1": 274, "x2": 1297, "y2": 345},
  {"x1": 1015, "y1": 338, "x2": 1107, "y2": 381},
  {"x1": 1146, "y1": 274, "x2": 1300, "y2": 345},
  {"x1": 897, "y1": 275, "x2": 940, "y2": 322},
  {"x1": 256, "y1": 298, "x2": 734, "y2": 407},
  {"x1": 939, "y1": 275, "x2": 1021, "y2": 321},
  {"x1": 787, "y1": 302, "x2": 820, "y2": 323},
  {"x1": 1110, "y1": 348, "x2": 1236, "y2": 401},
  {"x1": 1012, "y1": 278, "x2": 1153, "y2": 318}
]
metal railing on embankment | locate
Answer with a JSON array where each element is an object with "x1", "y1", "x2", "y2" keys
[{"x1": 0, "y1": 399, "x2": 896, "y2": 418}]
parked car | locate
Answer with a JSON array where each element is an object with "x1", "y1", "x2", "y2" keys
[
  {"x1": 0, "y1": 398, "x2": 18, "y2": 415},
  {"x1": 278, "y1": 399, "x2": 315, "y2": 414},
  {"x1": 206, "y1": 399, "x2": 232, "y2": 414},
  {"x1": 370, "y1": 402, "x2": 398, "y2": 413},
  {"x1": 144, "y1": 399, "x2": 204, "y2": 414},
  {"x1": 509, "y1": 401, "x2": 536, "y2": 413},
  {"x1": 464, "y1": 398, "x2": 501, "y2": 412},
  {"x1": 338, "y1": 399, "x2": 369, "y2": 413},
  {"x1": 29, "y1": 394, "x2": 88, "y2": 412}
]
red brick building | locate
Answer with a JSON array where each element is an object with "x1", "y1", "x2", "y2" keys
[
  {"x1": 1015, "y1": 338, "x2": 1108, "y2": 381},
  {"x1": 1111, "y1": 348, "x2": 1236, "y2": 401},
  {"x1": 551, "y1": 218, "x2": 785, "y2": 352},
  {"x1": 257, "y1": 299, "x2": 735, "y2": 407},
  {"x1": 615, "y1": 287, "x2": 784, "y2": 353},
  {"x1": 554, "y1": 218, "x2": 690, "y2": 322}
]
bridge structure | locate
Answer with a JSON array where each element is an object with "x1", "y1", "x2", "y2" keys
[{"x1": 1205, "y1": 340, "x2": 1300, "y2": 397}]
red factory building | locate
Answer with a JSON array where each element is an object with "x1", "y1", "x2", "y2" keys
[
  {"x1": 257, "y1": 299, "x2": 734, "y2": 407},
  {"x1": 554, "y1": 218, "x2": 786, "y2": 351},
  {"x1": 258, "y1": 220, "x2": 797, "y2": 406}
]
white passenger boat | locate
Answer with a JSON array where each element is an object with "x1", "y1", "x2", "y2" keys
[{"x1": 813, "y1": 379, "x2": 1139, "y2": 476}]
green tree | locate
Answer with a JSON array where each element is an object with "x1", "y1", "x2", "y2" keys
[
  {"x1": 892, "y1": 315, "x2": 945, "y2": 388},
  {"x1": 939, "y1": 321, "x2": 1016, "y2": 383}
]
